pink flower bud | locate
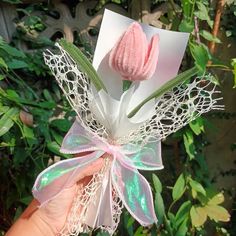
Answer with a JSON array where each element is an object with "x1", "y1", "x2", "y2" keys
[{"x1": 109, "y1": 22, "x2": 159, "y2": 81}]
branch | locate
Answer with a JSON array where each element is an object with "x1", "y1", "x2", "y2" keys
[{"x1": 208, "y1": 0, "x2": 226, "y2": 54}]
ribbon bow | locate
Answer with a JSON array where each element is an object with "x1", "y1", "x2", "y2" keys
[{"x1": 33, "y1": 120, "x2": 163, "y2": 228}]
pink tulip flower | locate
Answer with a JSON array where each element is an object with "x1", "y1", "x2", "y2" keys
[{"x1": 109, "y1": 22, "x2": 160, "y2": 81}]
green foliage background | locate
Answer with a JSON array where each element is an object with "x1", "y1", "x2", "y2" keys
[{"x1": 0, "y1": 0, "x2": 235, "y2": 235}]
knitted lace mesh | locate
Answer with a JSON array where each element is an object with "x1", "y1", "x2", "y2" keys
[
  {"x1": 120, "y1": 78, "x2": 224, "y2": 145},
  {"x1": 43, "y1": 45, "x2": 223, "y2": 146},
  {"x1": 44, "y1": 43, "x2": 108, "y2": 141},
  {"x1": 59, "y1": 157, "x2": 123, "y2": 236}
]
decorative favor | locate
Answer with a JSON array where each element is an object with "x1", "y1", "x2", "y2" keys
[{"x1": 32, "y1": 9, "x2": 223, "y2": 236}]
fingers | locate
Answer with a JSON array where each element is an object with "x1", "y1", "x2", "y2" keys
[
  {"x1": 20, "y1": 199, "x2": 40, "y2": 219},
  {"x1": 76, "y1": 157, "x2": 105, "y2": 182}
]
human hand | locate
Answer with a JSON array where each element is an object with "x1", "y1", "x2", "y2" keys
[{"x1": 6, "y1": 156, "x2": 104, "y2": 236}]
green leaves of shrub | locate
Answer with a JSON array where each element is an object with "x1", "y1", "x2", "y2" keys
[
  {"x1": 190, "y1": 43, "x2": 210, "y2": 74},
  {"x1": 172, "y1": 174, "x2": 186, "y2": 201},
  {"x1": 0, "y1": 107, "x2": 19, "y2": 137},
  {"x1": 231, "y1": 58, "x2": 236, "y2": 88},
  {"x1": 194, "y1": 2, "x2": 213, "y2": 28},
  {"x1": 152, "y1": 174, "x2": 165, "y2": 225}
]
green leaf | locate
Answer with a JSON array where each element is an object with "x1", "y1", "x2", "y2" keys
[
  {"x1": 208, "y1": 192, "x2": 224, "y2": 205},
  {"x1": 189, "y1": 118, "x2": 204, "y2": 135},
  {"x1": 58, "y1": 39, "x2": 107, "y2": 92},
  {"x1": 50, "y1": 130, "x2": 63, "y2": 145},
  {"x1": 231, "y1": 58, "x2": 236, "y2": 88},
  {"x1": 175, "y1": 218, "x2": 189, "y2": 236},
  {"x1": 127, "y1": 216, "x2": 135, "y2": 228},
  {"x1": 0, "y1": 75, "x2": 5, "y2": 80},
  {"x1": 51, "y1": 119, "x2": 72, "y2": 132},
  {"x1": 0, "y1": 107, "x2": 19, "y2": 136},
  {"x1": 6, "y1": 89, "x2": 20, "y2": 99},
  {"x1": 13, "y1": 206, "x2": 23, "y2": 222},
  {"x1": 189, "y1": 178, "x2": 206, "y2": 196},
  {"x1": 152, "y1": 173, "x2": 162, "y2": 193},
  {"x1": 43, "y1": 89, "x2": 53, "y2": 101},
  {"x1": 0, "y1": 106, "x2": 9, "y2": 116},
  {"x1": 183, "y1": 130, "x2": 195, "y2": 160},
  {"x1": 134, "y1": 226, "x2": 144, "y2": 236},
  {"x1": 96, "y1": 232, "x2": 110, "y2": 236},
  {"x1": 38, "y1": 101, "x2": 56, "y2": 109},
  {"x1": 190, "y1": 206, "x2": 207, "y2": 227},
  {"x1": 128, "y1": 66, "x2": 199, "y2": 118},
  {"x1": 47, "y1": 141, "x2": 71, "y2": 158},
  {"x1": 195, "y1": 2, "x2": 213, "y2": 28},
  {"x1": 175, "y1": 201, "x2": 191, "y2": 228},
  {"x1": 22, "y1": 125, "x2": 36, "y2": 146},
  {"x1": 199, "y1": 30, "x2": 221, "y2": 43},
  {"x1": 205, "y1": 205, "x2": 230, "y2": 222},
  {"x1": 190, "y1": 43, "x2": 209, "y2": 74},
  {"x1": 8, "y1": 59, "x2": 28, "y2": 69},
  {"x1": 0, "y1": 43, "x2": 25, "y2": 58},
  {"x1": 0, "y1": 57, "x2": 8, "y2": 70},
  {"x1": 154, "y1": 192, "x2": 165, "y2": 225},
  {"x1": 19, "y1": 196, "x2": 33, "y2": 205},
  {"x1": 179, "y1": 19, "x2": 194, "y2": 33},
  {"x1": 172, "y1": 174, "x2": 186, "y2": 201}
]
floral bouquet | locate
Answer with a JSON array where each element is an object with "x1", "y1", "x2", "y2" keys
[{"x1": 32, "y1": 10, "x2": 223, "y2": 236}]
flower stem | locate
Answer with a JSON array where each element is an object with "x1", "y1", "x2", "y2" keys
[
  {"x1": 128, "y1": 66, "x2": 199, "y2": 118},
  {"x1": 58, "y1": 39, "x2": 107, "y2": 92}
]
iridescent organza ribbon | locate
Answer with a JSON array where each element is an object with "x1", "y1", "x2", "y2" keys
[{"x1": 33, "y1": 120, "x2": 163, "y2": 228}]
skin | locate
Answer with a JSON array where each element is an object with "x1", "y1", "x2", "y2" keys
[{"x1": 6, "y1": 156, "x2": 104, "y2": 236}]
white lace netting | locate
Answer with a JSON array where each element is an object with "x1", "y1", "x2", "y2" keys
[
  {"x1": 120, "y1": 78, "x2": 224, "y2": 145},
  {"x1": 44, "y1": 44, "x2": 223, "y2": 146},
  {"x1": 43, "y1": 44, "x2": 223, "y2": 235},
  {"x1": 44, "y1": 43, "x2": 109, "y2": 141},
  {"x1": 59, "y1": 157, "x2": 123, "y2": 236}
]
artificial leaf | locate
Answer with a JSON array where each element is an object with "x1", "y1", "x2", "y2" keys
[
  {"x1": 172, "y1": 174, "x2": 185, "y2": 200},
  {"x1": 190, "y1": 206, "x2": 207, "y2": 227},
  {"x1": 128, "y1": 66, "x2": 199, "y2": 117},
  {"x1": 59, "y1": 39, "x2": 107, "y2": 92}
]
